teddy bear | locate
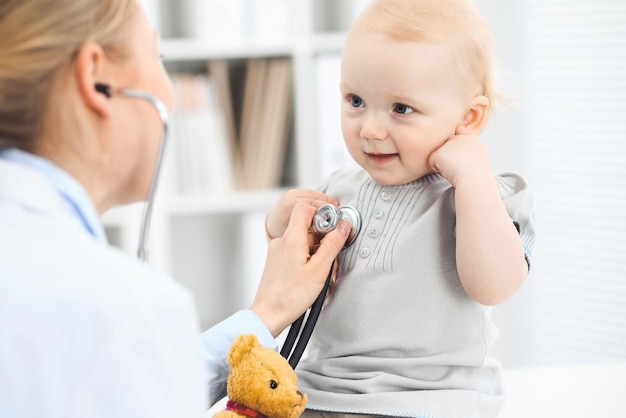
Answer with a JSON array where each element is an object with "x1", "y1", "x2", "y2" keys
[{"x1": 213, "y1": 334, "x2": 308, "y2": 418}]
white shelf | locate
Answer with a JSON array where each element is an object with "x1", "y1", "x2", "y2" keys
[
  {"x1": 161, "y1": 38, "x2": 295, "y2": 61},
  {"x1": 160, "y1": 32, "x2": 346, "y2": 62}
]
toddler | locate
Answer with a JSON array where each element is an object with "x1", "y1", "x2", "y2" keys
[{"x1": 266, "y1": 0, "x2": 535, "y2": 416}]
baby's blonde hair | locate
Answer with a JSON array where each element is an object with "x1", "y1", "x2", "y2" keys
[
  {"x1": 352, "y1": 0, "x2": 498, "y2": 107},
  {"x1": 0, "y1": 0, "x2": 136, "y2": 151}
]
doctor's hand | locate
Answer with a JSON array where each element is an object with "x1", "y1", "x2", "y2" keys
[
  {"x1": 250, "y1": 203, "x2": 350, "y2": 338},
  {"x1": 265, "y1": 189, "x2": 339, "y2": 242}
]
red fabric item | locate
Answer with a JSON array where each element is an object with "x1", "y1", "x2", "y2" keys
[{"x1": 225, "y1": 400, "x2": 268, "y2": 418}]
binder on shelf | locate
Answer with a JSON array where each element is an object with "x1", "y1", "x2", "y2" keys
[
  {"x1": 169, "y1": 74, "x2": 234, "y2": 197},
  {"x1": 169, "y1": 57, "x2": 293, "y2": 195},
  {"x1": 238, "y1": 59, "x2": 270, "y2": 189},
  {"x1": 198, "y1": 75, "x2": 234, "y2": 193},
  {"x1": 238, "y1": 58, "x2": 293, "y2": 190},
  {"x1": 254, "y1": 58, "x2": 292, "y2": 189},
  {"x1": 170, "y1": 75, "x2": 192, "y2": 195},
  {"x1": 207, "y1": 60, "x2": 240, "y2": 189}
]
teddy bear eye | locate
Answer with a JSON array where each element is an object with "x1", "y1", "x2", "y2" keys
[{"x1": 269, "y1": 379, "x2": 278, "y2": 389}]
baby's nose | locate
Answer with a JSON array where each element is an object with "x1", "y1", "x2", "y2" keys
[{"x1": 361, "y1": 112, "x2": 388, "y2": 141}]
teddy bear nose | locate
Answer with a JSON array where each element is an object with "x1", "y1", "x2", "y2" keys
[{"x1": 297, "y1": 390, "x2": 303, "y2": 397}]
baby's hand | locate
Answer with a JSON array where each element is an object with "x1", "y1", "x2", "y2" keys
[
  {"x1": 266, "y1": 189, "x2": 339, "y2": 240},
  {"x1": 428, "y1": 127, "x2": 492, "y2": 188}
]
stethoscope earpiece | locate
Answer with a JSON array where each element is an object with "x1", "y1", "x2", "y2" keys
[{"x1": 94, "y1": 83, "x2": 113, "y2": 98}]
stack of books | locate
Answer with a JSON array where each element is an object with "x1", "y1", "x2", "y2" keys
[{"x1": 168, "y1": 57, "x2": 293, "y2": 195}]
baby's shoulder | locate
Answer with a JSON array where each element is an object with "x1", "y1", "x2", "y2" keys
[{"x1": 494, "y1": 172, "x2": 533, "y2": 199}]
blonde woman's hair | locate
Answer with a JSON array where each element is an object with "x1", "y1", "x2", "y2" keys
[
  {"x1": 353, "y1": 0, "x2": 498, "y2": 107},
  {"x1": 0, "y1": 0, "x2": 136, "y2": 150}
]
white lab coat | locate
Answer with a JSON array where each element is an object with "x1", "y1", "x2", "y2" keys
[{"x1": 0, "y1": 152, "x2": 234, "y2": 417}]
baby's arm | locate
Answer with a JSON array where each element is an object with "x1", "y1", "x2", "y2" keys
[
  {"x1": 430, "y1": 131, "x2": 528, "y2": 306},
  {"x1": 265, "y1": 189, "x2": 339, "y2": 240}
]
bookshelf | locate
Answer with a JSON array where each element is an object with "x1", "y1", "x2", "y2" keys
[
  {"x1": 102, "y1": 0, "x2": 570, "y2": 371},
  {"x1": 102, "y1": 0, "x2": 367, "y2": 330}
]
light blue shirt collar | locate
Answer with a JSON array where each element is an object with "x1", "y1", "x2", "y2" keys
[{"x1": 0, "y1": 148, "x2": 107, "y2": 243}]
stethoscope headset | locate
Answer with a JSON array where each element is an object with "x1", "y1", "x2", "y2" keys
[
  {"x1": 95, "y1": 82, "x2": 363, "y2": 369},
  {"x1": 95, "y1": 82, "x2": 168, "y2": 262}
]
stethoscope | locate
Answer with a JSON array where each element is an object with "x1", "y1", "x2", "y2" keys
[
  {"x1": 95, "y1": 83, "x2": 169, "y2": 262},
  {"x1": 280, "y1": 204, "x2": 362, "y2": 369},
  {"x1": 95, "y1": 82, "x2": 363, "y2": 368}
]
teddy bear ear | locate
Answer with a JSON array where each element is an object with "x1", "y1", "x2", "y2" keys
[{"x1": 227, "y1": 334, "x2": 261, "y2": 366}]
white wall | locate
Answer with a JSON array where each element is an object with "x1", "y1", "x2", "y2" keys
[{"x1": 476, "y1": 0, "x2": 626, "y2": 367}]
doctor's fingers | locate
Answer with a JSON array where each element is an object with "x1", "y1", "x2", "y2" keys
[
  {"x1": 282, "y1": 204, "x2": 349, "y2": 269},
  {"x1": 282, "y1": 203, "x2": 318, "y2": 241},
  {"x1": 283, "y1": 189, "x2": 339, "y2": 208},
  {"x1": 307, "y1": 220, "x2": 350, "y2": 272},
  {"x1": 280, "y1": 203, "x2": 322, "y2": 258}
]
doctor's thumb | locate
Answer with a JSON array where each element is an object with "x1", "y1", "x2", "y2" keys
[{"x1": 311, "y1": 220, "x2": 350, "y2": 264}]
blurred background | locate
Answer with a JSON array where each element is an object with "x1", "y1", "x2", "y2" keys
[{"x1": 103, "y1": 0, "x2": 626, "y2": 371}]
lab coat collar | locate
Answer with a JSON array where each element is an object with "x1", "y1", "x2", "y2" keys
[{"x1": 0, "y1": 148, "x2": 107, "y2": 244}]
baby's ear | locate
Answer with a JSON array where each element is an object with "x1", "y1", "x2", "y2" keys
[
  {"x1": 456, "y1": 95, "x2": 489, "y2": 135},
  {"x1": 227, "y1": 334, "x2": 260, "y2": 366}
]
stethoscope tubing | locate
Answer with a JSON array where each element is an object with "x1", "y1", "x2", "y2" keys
[
  {"x1": 114, "y1": 88, "x2": 170, "y2": 262},
  {"x1": 281, "y1": 204, "x2": 361, "y2": 369},
  {"x1": 281, "y1": 260, "x2": 335, "y2": 368}
]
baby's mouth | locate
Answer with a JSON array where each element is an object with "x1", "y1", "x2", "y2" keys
[{"x1": 366, "y1": 152, "x2": 399, "y2": 165}]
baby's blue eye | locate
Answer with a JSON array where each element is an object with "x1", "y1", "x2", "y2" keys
[
  {"x1": 350, "y1": 95, "x2": 364, "y2": 108},
  {"x1": 394, "y1": 103, "x2": 414, "y2": 114}
]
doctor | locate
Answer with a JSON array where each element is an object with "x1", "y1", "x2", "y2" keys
[{"x1": 0, "y1": 0, "x2": 349, "y2": 417}]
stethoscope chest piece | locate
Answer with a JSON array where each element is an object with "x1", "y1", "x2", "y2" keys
[{"x1": 312, "y1": 204, "x2": 362, "y2": 249}]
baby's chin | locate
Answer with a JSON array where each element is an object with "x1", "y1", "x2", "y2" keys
[{"x1": 366, "y1": 169, "x2": 433, "y2": 186}]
